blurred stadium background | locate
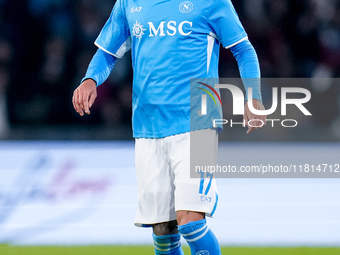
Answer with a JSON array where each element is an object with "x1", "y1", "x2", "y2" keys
[{"x1": 0, "y1": 0, "x2": 339, "y2": 254}]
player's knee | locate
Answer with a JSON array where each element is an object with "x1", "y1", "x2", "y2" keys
[
  {"x1": 177, "y1": 210, "x2": 205, "y2": 226},
  {"x1": 152, "y1": 220, "x2": 178, "y2": 236}
]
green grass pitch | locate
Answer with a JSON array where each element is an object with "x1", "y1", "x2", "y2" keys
[{"x1": 0, "y1": 245, "x2": 339, "y2": 255}]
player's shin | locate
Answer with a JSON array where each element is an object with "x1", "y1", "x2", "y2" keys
[
  {"x1": 179, "y1": 219, "x2": 221, "y2": 255},
  {"x1": 153, "y1": 233, "x2": 184, "y2": 255}
]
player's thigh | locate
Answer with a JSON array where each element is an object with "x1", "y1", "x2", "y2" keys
[
  {"x1": 134, "y1": 138, "x2": 176, "y2": 225},
  {"x1": 169, "y1": 129, "x2": 218, "y2": 216}
]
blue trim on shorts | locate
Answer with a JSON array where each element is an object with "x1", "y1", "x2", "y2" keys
[{"x1": 211, "y1": 193, "x2": 218, "y2": 216}]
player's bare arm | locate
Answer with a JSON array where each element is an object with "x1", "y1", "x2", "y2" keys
[
  {"x1": 244, "y1": 98, "x2": 266, "y2": 134},
  {"x1": 72, "y1": 79, "x2": 97, "y2": 116}
]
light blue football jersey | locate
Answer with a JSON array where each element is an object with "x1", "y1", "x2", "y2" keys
[{"x1": 95, "y1": 0, "x2": 247, "y2": 138}]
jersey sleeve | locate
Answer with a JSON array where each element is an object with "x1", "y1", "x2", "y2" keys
[
  {"x1": 94, "y1": 0, "x2": 131, "y2": 58},
  {"x1": 207, "y1": 0, "x2": 248, "y2": 49}
]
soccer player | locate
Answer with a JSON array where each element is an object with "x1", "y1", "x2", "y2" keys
[{"x1": 72, "y1": 0, "x2": 266, "y2": 254}]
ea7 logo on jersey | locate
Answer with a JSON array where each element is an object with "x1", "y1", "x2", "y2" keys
[{"x1": 131, "y1": 7, "x2": 142, "y2": 13}]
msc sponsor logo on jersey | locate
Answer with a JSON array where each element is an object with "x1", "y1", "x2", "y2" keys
[
  {"x1": 132, "y1": 20, "x2": 193, "y2": 39},
  {"x1": 132, "y1": 21, "x2": 146, "y2": 39},
  {"x1": 179, "y1": 1, "x2": 194, "y2": 13}
]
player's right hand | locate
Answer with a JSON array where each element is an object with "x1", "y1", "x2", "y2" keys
[
  {"x1": 72, "y1": 79, "x2": 97, "y2": 116},
  {"x1": 243, "y1": 99, "x2": 266, "y2": 134}
]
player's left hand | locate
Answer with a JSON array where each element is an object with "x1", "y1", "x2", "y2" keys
[{"x1": 243, "y1": 99, "x2": 266, "y2": 134}]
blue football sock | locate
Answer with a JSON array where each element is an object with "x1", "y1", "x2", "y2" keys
[
  {"x1": 178, "y1": 219, "x2": 221, "y2": 255},
  {"x1": 153, "y1": 233, "x2": 184, "y2": 255}
]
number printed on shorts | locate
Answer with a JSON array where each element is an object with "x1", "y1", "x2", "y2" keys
[{"x1": 199, "y1": 172, "x2": 214, "y2": 196}]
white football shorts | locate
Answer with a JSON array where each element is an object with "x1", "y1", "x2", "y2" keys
[{"x1": 134, "y1": 128, "x2": 218, "y2": 227}]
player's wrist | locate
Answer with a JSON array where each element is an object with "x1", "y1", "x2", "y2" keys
[{"x1": 81, "y1": 78, "x2": 97, "y2": 87}]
